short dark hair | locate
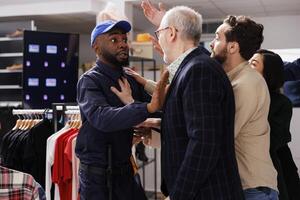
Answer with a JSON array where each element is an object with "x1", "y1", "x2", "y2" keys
[
  {"x1": 224, "y1": 15, "x2": 264, "y2": 60},
  {"x1": 256, "y1": 49, "x2": 284, "y2": 92}
]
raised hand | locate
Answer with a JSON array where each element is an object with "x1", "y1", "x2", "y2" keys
[
  {"x1": 124, "y1": 67, "x2": 147, "y2": 86},
  {"x1": 110, "y1": 77, "x2": 134, "y2": 105},
  {"x1": 147, "y1": 70, "x2": 169, "y2": 113},
  {"x1": 141, "y1": 0, "x2": 166, "y2": 27}
]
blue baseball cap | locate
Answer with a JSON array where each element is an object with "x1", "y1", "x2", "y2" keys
[{"x1": 91, "y1": 20, "x2": 131, "y2": 46}]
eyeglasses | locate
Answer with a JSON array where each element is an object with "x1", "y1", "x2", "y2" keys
[{"x1": 154, "y1": 26, "x2": 178, "y2": 40}]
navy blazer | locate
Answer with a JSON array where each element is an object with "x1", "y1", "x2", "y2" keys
[{"x1": 161, "y1": 47, "x2": 244, "y2": 200}]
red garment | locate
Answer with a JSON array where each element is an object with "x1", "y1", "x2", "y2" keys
[
  {"x1": 52, "y1": 128, "x2": 77, "y2": 200},
  {"x1": 64, "y1": 132, "x2": 78, "y2": 180},
  {"x1": 63, "y1": 132, "x2": 78, "y2": 199}
]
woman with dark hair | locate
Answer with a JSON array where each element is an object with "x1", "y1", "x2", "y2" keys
[{"x1": 250, "y1": 49, "x2": 300, "y2": 200}]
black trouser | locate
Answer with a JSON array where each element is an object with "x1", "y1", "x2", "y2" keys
[{"x1": 79, "y1": 164, "x2": 148, "y2": 200}]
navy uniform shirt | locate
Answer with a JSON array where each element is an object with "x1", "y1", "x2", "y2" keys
[{"x1": 75, "y1": 60, "x2": 151, "y2": 168}]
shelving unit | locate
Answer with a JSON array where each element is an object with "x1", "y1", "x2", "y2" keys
[
  {"x1": 0, "y1": 36, "x2": 23, "y2": 104},
  {"x1": 0, "y1": 85, "x2": 22, "y2": 89},
  {"x1": 0, "y1": 69, "x2": 22, "y2": 73},
  {"x1": 0, "y1": 20, "x2": 36, "y2": 107},
  {"x1": 0, "y1": 101, "x2": 22, "y2": 107},
  {"x1": 129, "y1": 56, "x2": 159, "y2": 200},
  {"x1": 0, "y1": 37, "x2": 23, "y2": 42},
  {"x1": 0, "y1": 52, "x2": 23, "y2": 57}
]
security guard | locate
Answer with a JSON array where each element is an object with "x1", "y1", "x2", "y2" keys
[{"x1": 76, "y1": 20, "x2": 160, "y2": 200}]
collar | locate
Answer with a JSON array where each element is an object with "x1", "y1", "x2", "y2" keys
[
  {"x1": 95, "y1": 60, "x2": 124, "y2": 81},
  {"x1": 226, "y1": 61, "x2": 248, "y2": 81},
  {"x1": 167, "y1": 47, "x2": 197, "y2": 82}
]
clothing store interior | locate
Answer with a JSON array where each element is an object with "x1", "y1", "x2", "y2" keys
[{"x1": 0, "y1": 0, "x2": 300, "y2": 200}]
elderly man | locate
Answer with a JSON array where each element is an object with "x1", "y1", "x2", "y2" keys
[
  {"x1": 110, "y1": 5, "x2": 243, "y2": 200},
  {"x1": 140, "y1": 1, "x2": 278, "y2": 199},
  {"x1": 153, "y1": 6, "x2": 244, "y2": 200}
]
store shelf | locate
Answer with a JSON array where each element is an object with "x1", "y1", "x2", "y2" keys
[
  {"x1": 0, "y1": 69, "x2": 22, "y2": 73},
  {"x1": 0, "y1": 37, "x2": 23, "y2": 42},
  {"x1": 0, "y1": 101, "x2": 22, "y2": 107},
  {"x1": 0, "y1": 52, "x2": 23, "y2": 57},
  {"x1": 0, "y1": 85, "x2": 22, "y2": 89},
  {"x1": 0, "y1": 21, "x2": 34, "y2": 107}
]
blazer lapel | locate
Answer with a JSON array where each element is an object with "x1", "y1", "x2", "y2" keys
[{"x1": 162, "y1": 47, "x2": 202, "y2": 109}]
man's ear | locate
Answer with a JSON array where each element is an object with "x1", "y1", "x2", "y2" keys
[
  {"x1": 169, "y1": 26, "x2": 177, "y2": 42},
  {"x1": 228, "y1": 41, "x2": 239, "y2": 54},
  {"x1": 92, "y1": 42, "x2": 101, "y2": 56},
  {"x1": 92, "y1": 37, "x2": 103, "y2": 54}
]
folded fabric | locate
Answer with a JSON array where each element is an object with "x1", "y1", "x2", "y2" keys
[
  {"x1": 6, "y1": 64, "x2": 23, "y2": 70},
  {"x1": 6, "y1": 28, "x2": 24, "y2": 38}
]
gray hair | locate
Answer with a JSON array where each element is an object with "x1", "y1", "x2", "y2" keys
[{"x1": 161, "y1": 6, "x2": 202, "y2": 44}]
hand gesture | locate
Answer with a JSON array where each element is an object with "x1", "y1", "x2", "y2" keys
[
  {"x1": 141, "y1": 0, "x2": 166, "y2": 27},
  {"x1": 110, "y1": 77, "x2": 134, "y2": 105},
  {"x1": 147, "y1": 70, "x2": 169, "y2": 113},
  {"x1": 124, "y1": 67, "x2": 147, "y2": 86}
]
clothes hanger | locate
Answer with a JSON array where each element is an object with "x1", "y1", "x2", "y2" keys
[
  {"x1": 66, "y1": 113, "x2": 73, "y2": 128},
  {"x1": 71, "y1": 114, "x2": 77, "y2": 128},
  {"x1": 19, "y1": 114, "x2": 26, "y2": 130},
  {"x1": 28, "y1": 113, "x2": 37, "y2": 129},
  {"x1": 74, "y1": 114, "x2": 82, "y2": 129},
  {"x1": 23, "y1": 114, "x2": 32, "y2": 131},
  {"x1": 26, "y1": 113, "x2": 35, "y2": 130},
  {"x1": 12, "y1": 114, "x2": 22, "y2": 131}
]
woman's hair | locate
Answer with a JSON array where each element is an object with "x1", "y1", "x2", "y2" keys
[{"x1": 256, "y1": 49, "x2": 284, "y2": 92}]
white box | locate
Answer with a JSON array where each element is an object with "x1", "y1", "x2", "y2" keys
[{"x1": 131, "y1": 41, "x2": 153, "y2": 59}]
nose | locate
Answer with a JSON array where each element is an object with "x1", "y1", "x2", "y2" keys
[
  {"x1": 119, "y1": 41, "x2": 128, "y2": 49},
  {"x1": 210, "y1": 40, "x2": 214, "y2": 49}
]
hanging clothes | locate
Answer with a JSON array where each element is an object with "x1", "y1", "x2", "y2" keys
[
  {"x1": 52, "y1": 128, "x2": 78, "y2": 200},
  {"x1": 1, "y1": 108, "x2": 81, "y2": 200},
  {"x1": 0, "y1": 107, "x2": 18, "y2": 143},
  {"x1": 45, "y1": 125, "x2": 71, "y2": 200},
  {"x1": 46, "y1": 112, "x2": 81, "y2": 200},
  {"x1": 0, "y1": 118, "x2": 53, "y2": 189}
]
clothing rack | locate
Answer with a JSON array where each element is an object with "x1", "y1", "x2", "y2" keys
[
  {"x1": 12, "y1": 109, "x2": 53, "y2": 121},
  {"x1": 52, "y1": 102, "x2": 79, "y2": 132},
  {"x1": 2, "y1": 108, "x2": 54, "y2": 191},
  {"x1": 12, "y1": 109, "x2": 52, "y2": 115},
  {"x1": 13, "y1": 104, "x2": 80, "y2": 132},
  {"x1": 51, "y1": 103, "x2": 158, "y2": 199},
  {"x1": 65, "y1": 110, "x2": 80, "y2": 115}
]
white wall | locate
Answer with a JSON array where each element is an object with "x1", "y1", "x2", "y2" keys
[
  {"x1": 289, "y1": 108, "x2": 300, "y2": 176},
  {"x1": 254, "y1": 15, "x2": 300, "y2": 49},
  {"x1": 79, "y1": 34, "x2": 95, "y2": 64},
  {"x1": 253, "y1": 15, "x2": 300, "y2": 175},
  {"x1": 78, "y1": 34, "x2": 95, "y2": 75}
]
